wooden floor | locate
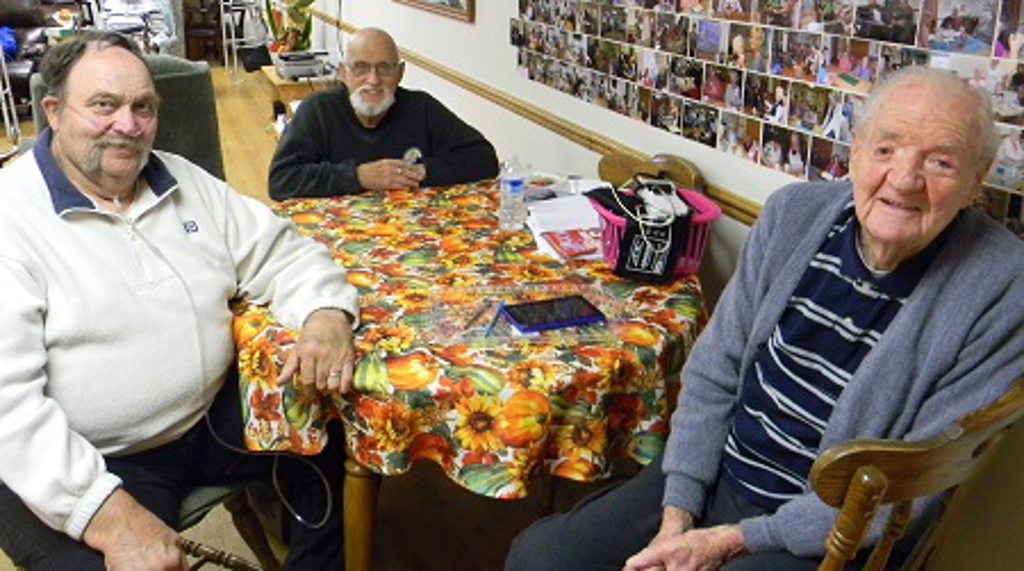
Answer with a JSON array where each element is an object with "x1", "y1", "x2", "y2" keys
[{"x1": 211, "y1": 66, "x2": 279, "y2": 205}]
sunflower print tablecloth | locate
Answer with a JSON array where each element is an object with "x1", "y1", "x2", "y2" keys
[{"x1": 234, "y1": 181, "x2": 706, "y2": 499}]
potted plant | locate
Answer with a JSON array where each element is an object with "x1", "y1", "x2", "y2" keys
[{"x1": 264, "y1": 0, "x2": 313, "y2": 53}]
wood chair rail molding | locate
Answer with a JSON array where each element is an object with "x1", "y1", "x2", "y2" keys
[{"x1": 306, "y1": 9, "x2": 761, "y2": 225}]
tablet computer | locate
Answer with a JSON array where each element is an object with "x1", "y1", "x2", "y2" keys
[{"x1": 499, "y1": 295, "x2": 606, "y2": 333}]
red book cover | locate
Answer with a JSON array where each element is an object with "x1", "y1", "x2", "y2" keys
[{"x1": 541, "y1": 228, "x2": 601, "y2": 260}]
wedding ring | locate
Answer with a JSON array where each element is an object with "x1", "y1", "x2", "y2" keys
[{"x1": 328, "y1": 370, "x2": 341, "y2": 378}]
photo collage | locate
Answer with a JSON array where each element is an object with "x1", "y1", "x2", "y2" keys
[{"x1": 510, "y1": 0, "x2": 1024, "y2": 240}]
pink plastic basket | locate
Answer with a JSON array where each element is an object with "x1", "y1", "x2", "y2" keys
[{"x1": 589, "y1": 189, "x2": 721, "y2": 277}]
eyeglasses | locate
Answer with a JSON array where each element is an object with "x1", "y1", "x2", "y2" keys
[{"x1": 345, "y1": 61, "x2": 403, "y2": 78}]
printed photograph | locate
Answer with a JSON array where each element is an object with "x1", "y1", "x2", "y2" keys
[
  {"x1": 772, "y1": 30, "x2": 824, "y2": 82},
  {"x1": 615, "y1": 44, "x2": 640, "y2": 81},
  {"x1": 550, "y1": 0, "x2": 580, "y2": 32},
  {"x1": 601, "y1": 4, "x2": 628, "y2": 41},
  {"x1": 651, "y1": 91, "x2": 685, "y2": 133},
  {"x1": 877, "y1": 44, "x2": 930, "y2": 81},
  {"x1": 819, "y1": 91, "x2": 853, "y2": 142},
  {"x1": 819, "y1": 36, "x2": 878, "y2": 92},
  {"x1": 718, "y1": 111, "x2": 764, "y2": 162},
  {"x1": 808, "y1": 137, "x2": 851, "y2": 181},
  {"x1": 854, "y1": 0, "x2": 920, "y2": 45},
  {"x1": 994, "y1": 0, "x2": 1024, "y2": 60},
  {"x1": 678, "y1": 0, "x2": 714, "y2": 17},
  {"x1": 580, "y1": 2, "x2": 602, "y2": 35},
  {"x1": 824, "y1": 0, "x2": 856, "y2": 35},
  {"x1": 682, "y1": 101, "x2": 721, "y2": 147},
  {"x1": 669, "y1": 56, "x2": 705, "y2": 98},
  {"x1": 637, "y1": 86, "x2": 654, "y2": 123},
  {"x1": 988, "y1": 126, "x2": 1024, "y2": 191},
  {"x1": 590, "y1": 72, "x2": 613, "y2": 108},
  {"x1": 755, "y1": 0, "x2": 803, "y2": 29},
  {"x1": 787, "y1": 81, "x2": 832, "y2": 133},
  {"x1": 703, "y1": 64, "x2": 745, "y2": 110},
  {"x1": 922, "y1": 0, "x2": 996, "y2": 55},
  {"x1": 606, "y1": 76, "x2": 635, "y2": 115},
  {"x1": 728, "y1": 23, "x2": 771, "y2": 71},
  {"x1": 626, "y1": 8, "x2": 657, "y2": 46},
  {"x1": 639, "y1": 48, "x2": 672, "y2": 89},
  {"x1": 511, "y1": 18, "x2": 527, "y2": 48},
  {"x1": 762, "y1": 124, "x2": 810, "y2": 176},
  {"x1": 655, "y1": 11, "x2": 690, "y2": 54},
  {"x1": 692, "y1": 18, "x2": 729, "y2": 62},
  {"x1": 744, "y1": 73, "x2": 790, "y2": 124},
  {"x1": 715, "y1": 0, "x2": 753, "y2": 22}
]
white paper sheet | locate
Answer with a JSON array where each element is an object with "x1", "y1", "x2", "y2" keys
[{"x1": 526, "y1": 193, "x2": 605, "y2": 262}]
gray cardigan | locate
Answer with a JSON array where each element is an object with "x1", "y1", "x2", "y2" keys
[{"x1": 662, "y1": 181, "x2": 1024, "y2": 556}]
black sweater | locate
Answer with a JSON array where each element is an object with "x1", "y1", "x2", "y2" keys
[{"x1": 268, "y1": 86, "x2": 499, "y2": 200}]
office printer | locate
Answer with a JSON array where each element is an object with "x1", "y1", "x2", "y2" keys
[{"x1": 274, "y1": 52, "x2": 326, "y2": 79}]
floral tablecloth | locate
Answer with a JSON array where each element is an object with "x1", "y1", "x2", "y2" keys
[{"x1": 234, "y1": 181, "x2": 706, "y2": 499}]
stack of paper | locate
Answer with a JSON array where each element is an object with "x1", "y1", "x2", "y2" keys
[{"x1": 526, "y1": 193, "x2": 604, "y2": 262}]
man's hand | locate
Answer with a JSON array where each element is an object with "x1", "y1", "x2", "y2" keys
[
  {"x1": 623, "y1": 525, "x2": 747, "y2": 571},
  {"x1": 82, "y1": 489, "x2": 186, "y2": 571},
  {"x1": 356, "y1": 159, "x2": 426, "y2": 191},
  {"x1": 278, "y1": 308, "x2": 355, "y2": 395}
]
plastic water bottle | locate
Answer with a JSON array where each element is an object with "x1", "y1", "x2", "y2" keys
[{"x1": 498, "y1": 157, "x2": 527, "y2": 231}]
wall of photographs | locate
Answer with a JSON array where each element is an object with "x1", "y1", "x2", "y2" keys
[{"x1": 510, "y1": 0, "x2": 1024, "y2": 240}]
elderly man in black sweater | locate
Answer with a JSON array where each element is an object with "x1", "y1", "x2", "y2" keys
[{"x1": 268, "y1": 27, "x2": 499, "y2": 199}]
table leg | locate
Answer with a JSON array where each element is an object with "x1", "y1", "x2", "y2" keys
[{"x1": 344, "y1": 458, "x2": 381, "y2": 571}]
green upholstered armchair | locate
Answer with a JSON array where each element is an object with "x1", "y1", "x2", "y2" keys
[{"x1": 30, "y1": 53, "x2": 224, "y2": 179}]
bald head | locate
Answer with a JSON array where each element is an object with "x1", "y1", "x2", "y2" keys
[{"x1": 345, "y1": 28, "x2": 399, "y2": 66}]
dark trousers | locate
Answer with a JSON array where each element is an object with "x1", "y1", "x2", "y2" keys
[
  {"x1": 505, "y1": 454, "x2": 909, "y2": 571},
  {"x1": 0, "y1": 377, "x2": 345, "y2": 571}
]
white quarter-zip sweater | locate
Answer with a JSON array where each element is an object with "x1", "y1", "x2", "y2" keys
[{"x1": 0, "y1": 131, "x2": 358, "y2": 539}]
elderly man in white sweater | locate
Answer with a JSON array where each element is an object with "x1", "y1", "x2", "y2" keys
[{"x1": 0, "y1": 31, "x2": 357, "y2": 570}]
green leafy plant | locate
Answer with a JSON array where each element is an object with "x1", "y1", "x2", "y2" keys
[{"x1": 264, "y1": 0, "x2": 314, "y2": 52}]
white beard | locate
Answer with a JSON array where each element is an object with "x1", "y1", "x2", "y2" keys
[{"x1": 350, "y1": 86, "x2": 396, "y2": 121}]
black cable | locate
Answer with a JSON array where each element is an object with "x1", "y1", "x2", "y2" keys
[{"x1": 202, "y1": 409, "x2": 333, "y2": 530}]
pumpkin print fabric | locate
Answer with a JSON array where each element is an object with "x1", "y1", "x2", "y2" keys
[{"x1": 233, "y1": 182, "x2": 705, "y2": 499}]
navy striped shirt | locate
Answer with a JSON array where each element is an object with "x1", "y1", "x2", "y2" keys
[{"x1": 721, "y1": 203, "x2": 946, "y2": 510}]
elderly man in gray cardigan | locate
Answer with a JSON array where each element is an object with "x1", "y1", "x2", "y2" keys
[{"x1": 506, "y1": 67, "x2": 1024, "y2": 570}]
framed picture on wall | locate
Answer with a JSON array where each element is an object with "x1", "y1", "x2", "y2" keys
[{"x1": 395, "y1": 0, "x2": 475, "y2": 23}]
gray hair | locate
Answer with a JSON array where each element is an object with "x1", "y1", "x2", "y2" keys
[
  {"x1": 853, "y1": 66, "x2": 1000, "y2": 171},
  {"x1": 39, "y1": 30, "x2": 148, "y2": 100}
]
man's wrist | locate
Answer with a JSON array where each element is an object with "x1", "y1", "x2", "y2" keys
[
  {"x1": 722, "y1": 525, "x2": 749, "y2": 560},
  {"x1": 660, "y1": 505, "x2": 694, "y2": 535},
  {"x1": 304, "y1": 307, "x2": 353, "y2": 328}
]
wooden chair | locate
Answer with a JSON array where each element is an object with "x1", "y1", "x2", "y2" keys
[
  {"x1": 597, "y1": 151, "x2": 704, "y2": 191},
  {"x1": 809, "y1": 376, "x2": 1024, "y2": 571}
]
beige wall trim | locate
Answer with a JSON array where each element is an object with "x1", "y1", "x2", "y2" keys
[{"x1": 310, "y1": 9, "x2": 760, "y2": 226}]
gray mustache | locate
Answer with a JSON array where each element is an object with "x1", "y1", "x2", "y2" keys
[{"x1": 96, "y1": 138, "x2": 145, "y2": 153}]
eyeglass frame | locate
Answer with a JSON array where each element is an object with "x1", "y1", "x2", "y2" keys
[{"x1": 343, "y1": 60, "x2": 405, "y2": 79}]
